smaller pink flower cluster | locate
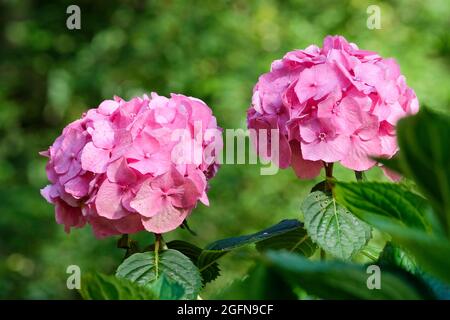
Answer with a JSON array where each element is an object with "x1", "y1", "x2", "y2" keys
[
  {"x1": 41, "y1": 93, "x2": 222, "y2": 237},
  {"x1": 247, "y1": 35, "x2": 419, "y2": 179}
]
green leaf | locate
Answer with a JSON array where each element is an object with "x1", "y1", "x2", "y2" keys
[
  {"x1": 378, "y1": 242, "x2": 417, "y2": 274},
  {"x1": 79, "y1": 273, "x2": 156, "y2": 300},
  {"x1": 115, "y1": 249, "x2": 202, "y2": 300},
  {"x1": 334, "y1": 181, "x2": 450, "y2": 284},
  {"x1": 256, "y1": 226, "x2": 317, "y2": 257},
  {"x1": 267, "y1": 251, "x2": 426, "y2": 299},
  {"x1": 378, "y1": 242, "x2": 450, "y2": 299},
  {"x1": 334, "y1": 182, "x2": 432, "y2": 232},
  {"x1": 379, "y1": 225, "x2": 450, "y2": 285},
  {"x1": 215, "y1": 264, "x2": 297, "y2": 300},
  {"x1": 396, "y1": 108, "x2": 450, "y2": 234},
  {"x1": 197, "y1": 219, "x2": 302, "y2": 273},
  {"x1": 302, "y1": 191, "x2": 371, "y2": 260},
  {"x1": 148, "y1": 274, "x2": 185, "y2": 300},
  {"x1": 166, "y1": 240, "x2": 220, "y2": 284}
]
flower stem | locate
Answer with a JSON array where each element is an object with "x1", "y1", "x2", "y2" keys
[
  {"x1": 320, "y1": 249, "x2": 326, "y2": 261},
  {"x1": 355, "y1": 170, "x2": 364, "y2": 182},
  {"x1": 324, "y1": 162, "x2": 334, "y2": 178},
  {"x1": 154, "y1": 233, "x2": 162, "y2": 278}
]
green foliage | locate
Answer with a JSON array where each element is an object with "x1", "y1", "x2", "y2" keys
[
  {"x1": 335, "y1": 182, "x2": 450, "y2": 284},
  {"x1": 79, "y1": 273, "x2": 156, "y2": 300},
  {"x1": 386, "y1": 108, "x2": 450, "y2": 235},
  {"x1": 256, "y1": 226, "x2": 317, "y2": 257},
  {"x1": 378, "y1": 242, "x2": 450, "y2": 299},
  {"x1": 215, "y1": 264, "x2": 297, "y2": 300},
  {"x1": 302, "y1": 191, "x2": 371, "y2": 260},
  {"x1": 267, "y1": 251, "x2": 428, "y2": 300},
  {"x1": 334, "y1": 182, "x2": 433, "y2": 232},
  {"x1": 166, "y1": 240, "x2": 220, "y2": 284},
  {"x1": 115, "y1": 250, "x2": 202, "y2": 300},
  {"x1": 197, "y1": 219, "x2": 302, "y2": 274}
]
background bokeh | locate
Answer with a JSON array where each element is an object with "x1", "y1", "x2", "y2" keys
[{"x1": 0, "y1": 0, "x2": 449, "y2": 299}]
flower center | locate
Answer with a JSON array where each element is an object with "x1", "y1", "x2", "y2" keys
[
  {"x1": 318, "y1": 132, "x2": 327, "y2": 141},
  {"x1": 144, "y1": 152, "x2": 151, "y2": 158}
]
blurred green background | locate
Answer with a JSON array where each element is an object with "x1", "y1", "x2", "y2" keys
[{"x1": 0, "y1": 0, "x2": 449, "y2": 299}]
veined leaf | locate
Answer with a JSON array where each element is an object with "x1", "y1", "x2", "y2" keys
[
  {"x1": 334, "y1": 182, "x2": 432, "y2": 231},
  {"x1": 115, "y1": 249, "x2": 202, "y2": 300},
  {"x1": 79, "y1": 273, "x2": 156, "y2": 300},
  {"x1": 197, "y1": 219, "x2": 302, "y2": 273},
  {"x1": 166, "y1": 240, "x2": 220, "y2": 284},
  {"x1": 256, "y1": 226, "x2": 317, "y2": 257},
  {"x1": 302, "y1": 191, "x2": 371, "y2": 260},
  {"x1": 396, "y1": 108, "x2": 450, "y2": 235}
]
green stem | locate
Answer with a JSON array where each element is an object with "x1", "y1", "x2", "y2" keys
[
  {"x1": 320, "y1": 249, "x2": 326, "y2": 261},
  {"x1": 324, "y1": 162, "x2": 334, "y2": 179},
  {"x1": 355, "y1": 170, "x2": 364, "y2": 182},
  {"x1": 154, "y1": 233, "x2": 162, "y2": 278}
]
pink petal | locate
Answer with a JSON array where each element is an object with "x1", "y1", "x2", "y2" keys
[
  {"x1": 98, "y1": 100, "x2": 119, "y2": 115},
  {"x1": 95, "y1": 180, "x2": 128, "y2": 219},
  {"x1": 130, "y1": 181, "x2": 164, "y2": 218},
  {"x1": 81, "y1": 142, "x2": 110, "y2": 173},
  {"x1": 141, "y1": 205, "x2": 190, "y2": 234},
  {"x1": 107, "y1": 158, "x2": 137, "y2": 185},
  {"x1": 340, "y1": 135, "x2": 381, "y2": 171},
  {"x1": 91, "y1": 120, "x2": 115, "y2": 149},
  {"x1": 290, "y1": 141, "x2": 323, "y2": 179}
]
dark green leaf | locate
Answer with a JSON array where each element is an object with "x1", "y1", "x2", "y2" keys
[
  {"x1": 267, "y1": 251, "x2": 426, "y2": 299},
  {"x1": 148, "y1": 274, "x2": 185, "y2": 300},
  {"x1": 334, "y1": 182, "x2": 432, "y2": 232},
  {"x1": 166, "y1": 240, "x2": 220, "y2": 284},
  {"x1": 115, "y1": 249, "x2": 202, "y2": 300},
  {"x1": 378, "y1": 242, "x2": 450, "y2": 299},
  {"x1": 396, "y1": 108, "x2": 450, "y2": 234},
  {"x1": 302, "y1": 191, "x2": 371, "y2": 260},
  {"x1": 256, "y1": 226, "x2": 317, "y2": 257},
  {"x1": 215, "y1": 264, "x2": 297, "y2": 300},
  {"x1": 197, "y1": 219, "x2": 302, "y2": 273},
  {"x1": 79, "y1": 273, "x2": 156, "y2": 300}
]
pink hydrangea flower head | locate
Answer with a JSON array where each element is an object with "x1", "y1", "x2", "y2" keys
[
  {"x1": 247, "y1": 35, "x2": 419, "y2": 178},
  {"x1": 41, "y1": 93, "x2": 222, "y2": 237}
]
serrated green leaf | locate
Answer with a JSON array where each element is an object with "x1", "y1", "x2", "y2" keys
[
  {"x1": 334, "y1": 182, "x2": 432, "y2": 232},
  {"x1": 267, "y1": 251, "x2": 426, "y2": 299},
  {"x1": 115, "y1": 249, "x2": 202, "y2": 300},
  {"x1": 378, "y1": 242, "x2": 417, "y2": 274},
  {"x1": 378, "y1": 242, "x2": 450, "y2": 299},
  {"x1": 197, "y1": 219, "x2": 302, "y2": 273},
  {"x1": 396, "y1": 108, "x2": 450, "y2": 235},
  {"x1": 302, "y1": 191, "x2": 371, "y2": 260},
  {"x1": 256, "y1": 226, "x2": 317, "y2": 257},
  {"x1": 148, "y1": 274, "x2": 185, "y2": 300},
  {"x1": 79, "y1": 273, "x2": 156, "y2": 300},
  {"x1": 166, "y1": 240, "x2": 220, "y2": 284},
  {"x1": 334, "y1": 181, "x2": 450, "y2": 284}
]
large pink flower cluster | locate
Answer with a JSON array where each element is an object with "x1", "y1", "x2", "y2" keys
[
  {"x1": 247, "y1": 35, "x2": 418, "y2": 178},
  {"x1": 41, "y1": 93, "x2": 222, "y2": 237}
]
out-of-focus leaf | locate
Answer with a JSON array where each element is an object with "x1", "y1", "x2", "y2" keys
[
  {"x1": 79, "y1": 273, "x2": 156, "y2": 300},
  {"x1": 267, "y1": 251, "x2": 427, "y2": 300}
]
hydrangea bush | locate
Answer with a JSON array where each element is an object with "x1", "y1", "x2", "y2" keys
[{"x1": 41, "y1": 36, "x2": 450, "y2": 300}]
